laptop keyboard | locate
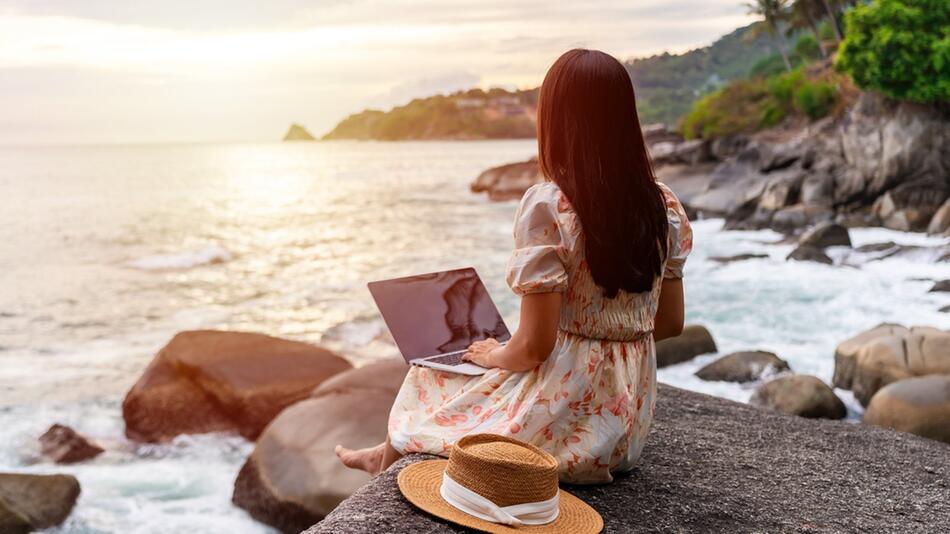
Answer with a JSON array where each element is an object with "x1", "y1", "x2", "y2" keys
[{"x1": 424, "y1": 351, "x2": 466, "y2": 366}]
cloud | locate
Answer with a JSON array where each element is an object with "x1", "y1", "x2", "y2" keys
[{"x1": 0, "y1": 1, "x2": 755, "y2": 144}]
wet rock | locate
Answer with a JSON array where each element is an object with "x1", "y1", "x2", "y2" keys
[
  {"x1": 123, "y1": 330, "x2": 352, "y2": 442},
  {"x1": 39, "y1": 424, "x2": 104, "y2": 464},
  {"x1": 750, "y1": 375, "x2": 846, "y2": 419},
  {"x1": 786, "y1": 245, "x2": 832, "y2": 264},
  {"x1": 927, "y1": 199, "x2": 950, "y2": 235},
  {"x1": 929, "y1": 280, "x2": 950, "y2": 293},
  {"x1": 307, "y1": 384, "x2": 950, "y2": 534},
  {"x1": 833, "y1": 324, "x2": 908, "y2": 390},
  {"x1": 852, "y1": 328, "x2": 950, "y2": 406},
  {"x1": 871, "y1": 177, "x2": 949, "y2": 232},
  {"x1": 769, "y1": 204, "x2": 833, "y2": 233},
  {"x1": 797, "y1": 221, "x2": 851, "y2": 249},
  {"x1": 470, "y1": 158, "x2": 543, "y2": 201},
  {"x1": 695, "y1": 351, "x2": 790, "y2": 383},
  {"x1": 0, "y1": 473, "x2": 80, "y2": 531},
  {"x1": 233, "y1": 359, "x2": 409, "y2": 533},
  {"x1": 655, "y1": 325, "x2": 717, "y2": 368},
  {"x1": 864, "y1": 375, "x2": 950, "y2": 444},
  {"x1": 651, "y1": 139, "x2": 709, "y2": 166},
  {"x1": 708, "y1": 253, "x2": 769, "y2": 264}
]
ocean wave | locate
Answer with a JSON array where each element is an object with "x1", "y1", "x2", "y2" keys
[{"x1": 127, "y1": 245, "x2": 232, "y2": 271}]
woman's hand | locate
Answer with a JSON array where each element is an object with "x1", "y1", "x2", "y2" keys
[{"x1": 463, "y1": 338, "x2": 501, "y2": 368}]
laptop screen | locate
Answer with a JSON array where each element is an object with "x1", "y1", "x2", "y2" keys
[{"x1": 368, "y1": 267, "x2": 511, "y2": 361}]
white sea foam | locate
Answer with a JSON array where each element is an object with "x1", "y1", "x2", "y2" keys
[{"x1": 126, "y1": 245, "x2": 231, "y2": 270}]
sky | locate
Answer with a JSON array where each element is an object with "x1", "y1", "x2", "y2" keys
[{"x1": 0, "y1": 1, "x2": 754, "y2": 145}]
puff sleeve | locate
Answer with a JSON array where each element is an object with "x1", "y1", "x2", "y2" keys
[
  {"x1": 659, "y1": 182, "x2": 693, "y2": 279},
  {"x1": 505, "y1": 183, "x2": 572, "y2": 295}
]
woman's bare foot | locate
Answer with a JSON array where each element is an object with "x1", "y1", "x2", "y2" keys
[{"x1": 335, "y1": 442, "x2": 386, "y2": 475}]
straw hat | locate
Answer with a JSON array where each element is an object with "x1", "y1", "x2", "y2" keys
[{"x1": 397, "y1": 434, "x2": 603, "y2": 533}]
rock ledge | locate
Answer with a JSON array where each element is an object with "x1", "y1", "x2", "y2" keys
[{"x1": 306, "y1": 384, "x2": 949, "y2": 533}]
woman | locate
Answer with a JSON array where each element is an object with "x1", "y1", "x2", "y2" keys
[{"x1": 336, "y1": 49, "x2": 692, "y2": 483}]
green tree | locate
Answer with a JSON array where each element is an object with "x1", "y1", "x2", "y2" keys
[
  {"x1": 836, "y1": 0, "x2": 950, "y2": 103},
  {"x1": 746, "y1": 0, "x2": 794, "y2": 71},
  {"x1": 788, "y1": 0, "x2": 829, "y2": 57}
]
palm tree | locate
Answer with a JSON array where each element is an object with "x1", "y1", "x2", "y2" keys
[
  {"x1": 789, "y1": 0, "x2": 829, "y2": 58},
  {"x1": 746, "y1": 0, "x2": 793, "y2": 71},
  {"x1": 819, "y1": 0, "x2": 844, "y2": 40}
]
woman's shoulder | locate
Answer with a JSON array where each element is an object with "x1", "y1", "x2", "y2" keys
[{"x1": 521, "y1": 181, "x2": 574, "y2": 216}]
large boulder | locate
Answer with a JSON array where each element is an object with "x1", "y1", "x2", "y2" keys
[
  {"x1": 0, "y1": 473, "x2": 80, "y2": 531},
  {"x1": 833, "y1": 324, "x2": 908, "y2": 389},
  {"x1": 695, "y1": 351, "x2": 790, "y2": 383},
  {"x1": 750, "y1": 375, "x2": 846, "y2": 419},
  {"x1": 797, "y1": 221, "x2": 851, "y2": 249},
  {"x1": 39, "y1": 424, "x2": 104, "y2": 464},
  {"x1": 232, "y1": 359, "x2": 409, "y2": 533},
  {"x1": 123, "y1": 330, "x2": 352, "y2": 442},
  {"x1": 871, "y1": 177, "x2": 949, "y2": 232},
  {"x1": 470, "y1": 158, "x2": 543, "y2": 201},
  {"x1": 852, "y1": 328, "x2": 950, "y2": 406},
  {"x1": 864, "y1": 375, "x2": 950, "y2": 444},
  {"x1": 655, "y1": 325, "x2": 717, "y2": 368},
  {"x1": 307, "y1": 384, "x2": 950, "y2": 534},
  {"x1": 928, "y1": 199, "x2": 950, "y2": 235},
  {"x1": 786, "y1": 245, "x2": 832, "y2": 264}
]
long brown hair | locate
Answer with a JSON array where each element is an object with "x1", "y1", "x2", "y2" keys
[{"x1": 537, "y1": 49, "x2": 668, "y2": 297}]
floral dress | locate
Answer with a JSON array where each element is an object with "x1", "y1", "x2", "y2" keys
[{"x1": 388, "y1": 181, "x2": 693, "y2": 483}]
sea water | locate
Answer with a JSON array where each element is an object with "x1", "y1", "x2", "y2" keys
[{"x1": 0, "y1": 141, "x2": 947, "y2": 532}]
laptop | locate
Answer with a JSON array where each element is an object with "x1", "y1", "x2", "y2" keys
[{"x1": 367, "y1": 267, "x2": 511, "y2": 375}]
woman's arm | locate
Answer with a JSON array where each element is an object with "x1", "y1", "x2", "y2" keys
[
  {"x1": 463, "y1": 292, "x2": 561, "y2": 372},
  {"x1": 654, "y1": 278, "x2": 685, "y2": 342}
]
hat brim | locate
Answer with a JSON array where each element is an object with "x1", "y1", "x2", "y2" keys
[{"x1": 397, "y1": 460, "x2": 603, "y2": 534}]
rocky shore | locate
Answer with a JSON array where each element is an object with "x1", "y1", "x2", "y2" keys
[
  {"x1": 471, "y1": 92, "x2": 950, "y2": 237},
  {"x1": 307, "y1": 384, "x2": 949, "y2": 534},
  {"x1": 15, "y1": 319, "x2": 946, "y2": 532}
]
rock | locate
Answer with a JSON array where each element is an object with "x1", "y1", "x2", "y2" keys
[
  {"x1": 0, "y1": 473, "x2": 80, "y2": 530},
  {"x1": 941, "y1": 304, "x2": 950, "y2": 313},
  {"x1": 750, "y1": 375, "x2": 846, "y2": 419},
  {"x1": 854, "y1": 241, "x2": 898, "y2": 253},
  {"x1": 871, "y1": 177, "x2": 949, "y2": 232},
  {"x1": 123, "y1": 330, "x2": 352, "y2": 442},
  {"x1": 233, "y1": 359, "x2": 409, "y2": 533},
  {"x1": 769, "y1": 204, "x2": 833, "y2": 233},
  {"x1": 852, "y1": 329, "x2": 950, "y2": 406},
  {"x1": 928, "y1": 199, "x2": 950, "y2": 235},
  {"x1": 708, "y1": 253, "x2": 769, "y2": 264},
  {"x1": 306, "y1": 384, "x2": 950, "y2": 534},
  {"x1": 651, "y1": 139, "x2": 709, "y2": 166},
  {"x1": 929, "y1": 280, "x2": 950, "y2": 293},
  {"x1": 798, "y1": 221, "x2": 851, "y2": 249},
  {"x1": 641, "y1": 123, "x2": 683, "y2": 145},
  {"x1": 0, "y1": 501, "x2": 31, "y2": 534},
  {"x1": 833, "y1": 323, "x2": 908, "y2": 389},
  {"x1": 837, "y1": 92, "x2": 950, "y2": 205},
  {"x1": 758, "y1": 138, "x2": 804, "y2": 172},
  {"x1": 864, "y1": 375, "x2": 950, "y2": 444},
  {"x1": 708, "y1": 135, "x2": 749, "y2": 161},
  {"x1": 689, "y1": 152, "x2": 769, "y2": 217},
  {"x1": 470, "y1": 158, "x2": 543, "y2": 201},
  {"x1": 39, "y1": 424, "x2": 104, "y2": 464},
  {"x1": 695, "y1": 351, "x2": 790, "y2": 383},
  {"x1": 756, "y1": 167, "x2": 806, "y2": 211},
  {"x1": 786, "y1": 245, "x2": 832, "y2": 264},
  {"x1": 283, "y1": 123, "x2": 316, "y2": 141},
  {"x1": 655, "y1": 325, "x2": 717, "y2": 368},
  {"x1": 800, "y1": 171, "x2": 834, "y2": 208}
]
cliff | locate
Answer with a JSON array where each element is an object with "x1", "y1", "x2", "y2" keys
[{"x1": 305, "y1": 384, "x2": 949, "y2": 533}]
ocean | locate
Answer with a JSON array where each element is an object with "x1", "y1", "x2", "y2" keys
[{"x1": 1, "y1": 140, "x2": 948, "y2": 533}]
